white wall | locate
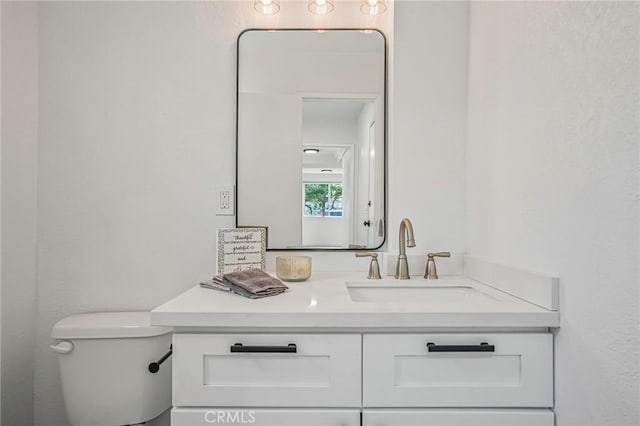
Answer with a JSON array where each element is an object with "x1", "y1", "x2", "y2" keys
[
  {"x1": 302, "y1": 217, "x2": 349, "y2": 247},
  {"x1": 1, "y1": 2, "x2": 38, "y2": 425},
  {"x1": 238, "y1": 92, "x2": 302, "y2": 248},
  {"x1": 390, "y1": 1, "x2": 468, "y2": 255},
  {"x1": 240, "y1": 31, "x2": 384, "y2": 95},
  {"x1": 303, "y1": 113, "x2": 360, "y2": 148},
  {"x1": 466, "y1": 2, "x2": 639, "y2": 426}
]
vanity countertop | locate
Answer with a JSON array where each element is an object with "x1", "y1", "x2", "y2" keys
[{"x1": 151, "y1": 272, "x2": 560, "y2": 330}]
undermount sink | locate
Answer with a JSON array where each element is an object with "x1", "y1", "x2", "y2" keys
[{"x1": 346, "y1": 280, "x2": 498, "y2": 304}]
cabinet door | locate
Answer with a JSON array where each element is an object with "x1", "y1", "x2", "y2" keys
[
  {"x1": 363, "y1": 409, "x2": 554, "y2": 426},
  {"x1": 173, "y1": 333, "x2": 361, "y2": 407},
  {"x1": 171, "y1": 408, "x2": 360, "y2": 426},
  {"x1": 363, "y1": 333, "x2": 553, "y2": 407}
]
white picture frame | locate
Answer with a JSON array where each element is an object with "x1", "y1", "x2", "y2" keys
[{"x1": 217, "y1": 227, "x2": 267, "y2": 274}]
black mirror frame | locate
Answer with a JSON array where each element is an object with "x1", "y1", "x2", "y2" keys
[{"x1": 235, "y1": 28, "x2": 387, "y2": 252}]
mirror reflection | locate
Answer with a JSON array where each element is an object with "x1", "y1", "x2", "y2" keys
[{"x1": 237, "y1": 29, "x2": 386, "y2": 250}]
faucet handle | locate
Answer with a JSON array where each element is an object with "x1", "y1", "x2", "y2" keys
[
  {"x1": 427, "y1": 252, "x2": 451, "y2": 258},
  {"x1": 424, "y1": 252, "x2": 451, "y2": 280},
  {"x1": 355, "y1": 252, "x2": 382, "y2": 280}
]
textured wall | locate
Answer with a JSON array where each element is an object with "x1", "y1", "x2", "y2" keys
[
  {"x1": 1, "y1": 2, "x2": 38, "y2": 425},
  {"x1": 466, "y1": 2, "x2": 639, "y2": 425}
]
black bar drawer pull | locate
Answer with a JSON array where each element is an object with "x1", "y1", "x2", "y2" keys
[
  {"x1": 426, "y1": 342, "x2": 495, "y2": 352},
  {"x1": 230, "y1": 343, "x2": 297, "y2": 353}
]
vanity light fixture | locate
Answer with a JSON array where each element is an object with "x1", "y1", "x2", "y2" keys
[
  {"x1": 360, "y1": 0, "x2": 386, "y2": 15},
  {"x1": 303, "y1": 148, "x2": 320, "y2": 154},
  {"x1": 253, "y1": 0, "x2": 385, "y2": 16},
  {"x1": 254, "y1": 0, "x2": 280, "y2": 15},
  {"x1": 308, "y1": 0, "x2": 334, "y2": 15}
]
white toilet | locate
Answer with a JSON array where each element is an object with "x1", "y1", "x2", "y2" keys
[{"x1": 50, "y1": 312, "x2": 173, "y2": 426}]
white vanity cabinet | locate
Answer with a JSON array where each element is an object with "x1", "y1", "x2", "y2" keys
[
  {"x1": 171, "y1": 408, "x2": 361, "y2": 426},
  {"x1": 170, "y1": 331, "x2": 554, "y2": 426},
  {"x1": 363, "y1": 333, "x2": 553, "y2": 407},
  {"x1": 154, "y1": 272, "x2": 560, "y2": 426},
  {"x1": 362, "y1": 409, "x2": 554, "y2": 426},
  {"x1": 172, "y1": 333, "x2": 361, "y2": 407}
]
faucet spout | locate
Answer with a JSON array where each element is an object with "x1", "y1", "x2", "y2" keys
[{"x1": 395, "y1": 218, "x2": 415, "y2": 279}]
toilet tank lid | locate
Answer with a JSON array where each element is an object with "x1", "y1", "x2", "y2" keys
[{"x1": 51, "y1": 312, "x2": 173, "y2": 339}]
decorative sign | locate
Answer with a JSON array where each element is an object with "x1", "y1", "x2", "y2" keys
[{"x1": 217, "y1": 228, "x2": 267, "y2": 274}]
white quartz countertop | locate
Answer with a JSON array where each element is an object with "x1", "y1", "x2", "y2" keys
[{"x1": 151, "y1": 272, "x2": 560, "y2": 329}]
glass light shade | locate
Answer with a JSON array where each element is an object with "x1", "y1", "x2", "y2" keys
[
  {"x1": 360, "y1": 0, "x2": 386, "y2": 15},
  {"x1": 308, "y1": 0, "x2": 334, "y2": 15},
  {"x1": 254, "y1": 0, "x2": 280, "y2": 15}
]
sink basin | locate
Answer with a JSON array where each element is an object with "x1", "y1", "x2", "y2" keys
[{"x1": 346, "y1": 280, "x2": 498, "y2": 304}]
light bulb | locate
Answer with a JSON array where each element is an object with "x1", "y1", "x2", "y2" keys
[
  {"x1": 361, "y1": 0, "x2": 386, "y2": 15},
  {"x1": 254, "y1": 0, "x2": 280, "y2": 15},
  {"x1": 308, "y1": 0, "x2": 334, "y2": 15}
]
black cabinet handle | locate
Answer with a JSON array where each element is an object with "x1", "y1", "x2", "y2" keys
[
  {"x1": 148, "y1": 344, "x2": 173, "y2": 373},
  {"x1": 230, "y1": 343, "x2": 297, "y2": 353},
  {"x1": 426, "y1": 342, "x2": 495, "y2": 352}
]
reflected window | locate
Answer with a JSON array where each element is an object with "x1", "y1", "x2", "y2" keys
[{"x1": 303, "y1": 183, "x2": 343, "y2": 217}]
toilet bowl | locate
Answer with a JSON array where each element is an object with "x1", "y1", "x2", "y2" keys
[{"x1": 51, "y1": 312, "x2": 172, "y2": 426}]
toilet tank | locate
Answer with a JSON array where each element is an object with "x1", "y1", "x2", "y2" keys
[{"x1": 51, "y1": 312, "x2": 172, "y2": 426}]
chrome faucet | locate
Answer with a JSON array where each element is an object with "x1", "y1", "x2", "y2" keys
[{"x1": 395, "y1": 218, "x2": 416, "y2": 279}]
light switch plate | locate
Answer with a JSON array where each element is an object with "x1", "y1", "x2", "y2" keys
[{"x1": 216, "y1": 185, "x2": 235, "y2": 216}]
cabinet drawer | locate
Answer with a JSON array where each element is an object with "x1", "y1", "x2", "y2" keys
[
  {"x1": 173, "y1": 334, "x2": 361, "y2": 407},
  {"x1": 363, "y1": 333, "x2": 552, "y2": 407},
  {"x1": 171, "y1": 408, "x2": 360, "y2": 426},
  {"x1": 363, "y1": 409, "x2": 554, "y2": 426}
]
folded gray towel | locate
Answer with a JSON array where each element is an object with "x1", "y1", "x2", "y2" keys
[
  {"x1": 201, "y1": 277, "x2": 258, "y2": 299},
  {"x1": 200, "y1": 269, "x2": 288, "y2": 299},
  {"x1": 224, "y1": 269, "x2": 288, "y2": 294}
]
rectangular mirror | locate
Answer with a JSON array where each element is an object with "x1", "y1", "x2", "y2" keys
[{"x1": 237, "y1": 29, "x2": 386, "y2": 250}]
